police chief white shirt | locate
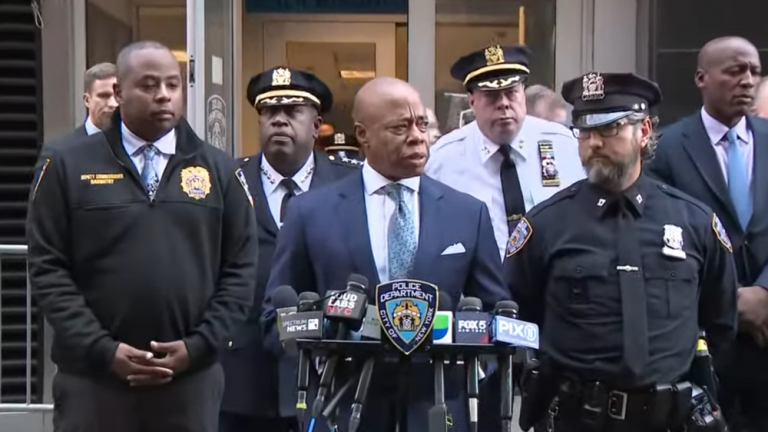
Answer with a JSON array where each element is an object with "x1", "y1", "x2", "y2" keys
[
  {"x1": 260, "y1": 152, "x2": 315, "y2": 227},
  {"x1": 84, "y1": 116, "x2": 101, "y2": 136},
  {"x1": 362, "y1": 161, "x2": 420, "y2": 283},
  {"x1": 121, "y1": 122, "x2": 176, "y2": 180},
  {"x1": 426, "y1": 115, "x2": 584, "y2": 260}
]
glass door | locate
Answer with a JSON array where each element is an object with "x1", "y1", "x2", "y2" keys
[{"x1": 186, "y1": 0, "x2": 236, "y2": 156}]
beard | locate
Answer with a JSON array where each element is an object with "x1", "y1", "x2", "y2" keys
[{"x1": 582, "y1": 137, "x2": 641, "y2": 190}]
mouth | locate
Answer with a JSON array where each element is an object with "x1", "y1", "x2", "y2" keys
[
  {"x1": 152, "y1": 110, "x2": 174, "y2": 120},
  {"x1": 734, "y1": 95, "x2": 754, "y2": 104},
  {"x1": 269, "y1": 133, "x2": 294, "y2": 145}
]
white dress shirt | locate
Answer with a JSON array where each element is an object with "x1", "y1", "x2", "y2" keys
[
  {"x1": 261, "y1": 153, "x2": 315, "y2": 227},
  {"x1": 121, "y1": 122, "x2": 176, "y2": 179},
  {"x1": 426, "y1": 116, "x2": 584, "y2": 260},
  {"x1": 84, "y1": 116, "x2": 101, "y2": 135},
  {"x1": 700, "y1": 107, "x2": 754, "y2": 187},
  {"x1": 362, "y1": 162, "x2": 420, "y2": 283}
]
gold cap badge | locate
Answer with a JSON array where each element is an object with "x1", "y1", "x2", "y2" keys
[
  {"x1": 484, "y1": 44, "x2": 505, "y2": 66},
  {"x1": 272, "y1": 68, "x2": 291, "y2": 86},
  {"x1": 581, "y1": 72, "x2": 605, "y2": 101}
]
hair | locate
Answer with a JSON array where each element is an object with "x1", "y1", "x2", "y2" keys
[
  {"x1": 627, "y1": 112, "x2": 660, "y2": 161},
  {"x1": 525, "y1": 84, "x2": 555, "y2": 113},
  {"x1": 83, "y1": 62, "x2": 117, "y2": 93},
  {"x1": 116, "y1": 41, "x2": 172, "y2": 79}
]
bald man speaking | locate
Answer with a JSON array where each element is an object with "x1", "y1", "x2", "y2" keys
[{"x1": 260, "y1": 77, "x2": 508, "y2": 432}]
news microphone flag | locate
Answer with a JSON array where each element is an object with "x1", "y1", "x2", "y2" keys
[
  {"x1": 432, "y1": 311, "x2": 453, "y2": 344},
  {"x1": 491, "y1": 315, "x2": 540, "y2": 349}
]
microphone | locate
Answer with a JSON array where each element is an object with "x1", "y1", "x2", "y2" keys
[
  {"x1": 455, "y1": 298, "x2": 492, "y2": 344},
  {"x1": 276, "y1": 287, "x2": 324, "y2": 354},
  {"x1": 427, "y1": 293, "x2": 453, "y2": 432},
  {"x1": 458, "y1": 297, "x2": 484, "y2": 432},
  {"x1": 348, "y1": 356, "x2": 375, "y2": 432},
  {"x1": 494, "y1": 301, "x2": 520, "y2": 432},
  {"x1": 432, "y1": 293, "x2": 454, "y2": 345},
  {"x1": 296, "y1": 292, "x2": 321, "y2": 430},
  {"x1": 352, "y1": 304, "x2": 381, "y2": 341},
  {"x1": 312, "y1": 274, "x2": 370, "y2": 419}
]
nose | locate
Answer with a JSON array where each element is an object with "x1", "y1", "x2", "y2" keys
[
  {"x1": 270, "y1": 111, "x2": 290, "y2": 127},
  {"x1": 156, "y1": 83, "x2": 172, "y2": 102},
  {"x1": 107, "y1": 96, "x2": 118, "y2": 108},
  {"x1": 496, "y1": 93, "x2": 514, "y2": 111}
]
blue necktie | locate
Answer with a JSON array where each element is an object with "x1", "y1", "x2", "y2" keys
[
  {"x1": 385, "y1": 183, "x2": 417, "y2": 281},
  {"x1": 725, "y1": 129, "x2": 752, "y2": 230},
  {"x1": 141, "y1": 144, "x2": 160, "y2": 200}
]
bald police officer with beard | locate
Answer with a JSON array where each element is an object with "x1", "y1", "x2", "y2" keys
[{"x1": 505, "y1": 72, "x2": 737, "y2": 432}]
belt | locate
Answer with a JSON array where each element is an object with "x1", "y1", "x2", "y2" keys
[{"x1": 555, "y1": 378, "x2": 656, "y2": 424}]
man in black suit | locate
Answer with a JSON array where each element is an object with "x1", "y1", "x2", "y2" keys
[
  {"x1": 645, "y1": 36, "x2": 768, "y2": 432},
  {"x1": 218, "y1": 67, "x2": 360, "y2": 432}
]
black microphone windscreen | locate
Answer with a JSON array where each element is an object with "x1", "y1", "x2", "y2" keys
[
  {"x1": 298, "y1": 291, "x2": 321, "y2": 312},
  {"x1": 273, "y1": 285, "x2": 299, "y2": 308},
  {"x1": 298, "y1": 291, "x2": 321, "y2": 302},
  {"x1": 438, "y1": 292, "x2": 453, "y2": 311},
  {"x1": 347, "y1": 274, "x2": 369, "y2": 293},
  {"x1": 458, "y1": 296, "x2": 483, "y2": 311},
  {"x1": 494, "y1": 300, "x2": 519, "y2": 314}
]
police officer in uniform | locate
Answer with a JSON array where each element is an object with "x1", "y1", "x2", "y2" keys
[
  {"x1": 425, "y1": 44, "x2": 584, "y2": 431},
  {"x1": 319, "y1": 131, "x2": 365, "y2": 164},
  {"x1": 426, "y1": 44, "x2": 584, "y2": 261},
  {"x1": 219, "y1": 66, "x2": 360, "y2": 432},
  {"x1": 505, "y1": 72, "x2": 738, "y2": 431}
]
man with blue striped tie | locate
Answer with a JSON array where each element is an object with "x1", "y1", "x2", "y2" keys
[{"x1": 646, "y1": 36, "x2": 768, "y2": 432}]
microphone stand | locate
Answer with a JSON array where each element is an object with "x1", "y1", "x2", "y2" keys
[
  {"x1": 466, "y1": 356, "x2": 480, "y2": 432},
  {"x1": 427, "y1": 353, "x2": 449, "y2": 432},
  {"x1": 349, "y1": 357, "x2": 375, "y2": 432}
]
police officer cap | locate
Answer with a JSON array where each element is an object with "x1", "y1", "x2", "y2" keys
[
  {"x1": 561, "y1": 72, "x2": 662, "y2": 128},
  {"x1": 246, "y1": 67, "x2": 333, "y2": 114},
  {"x1": 319, "y1": 132, "x2": 358, "y2": 150},
  {"x1": 450, "y1": 44, "x2": 531, "y2": 91}
]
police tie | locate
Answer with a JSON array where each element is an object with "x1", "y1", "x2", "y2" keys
[
  {"x1": 616, "y1": 199, "x2": 648, "y2": 377},
  {"x1": 140, "y1": 144, "x2": 160, "y2": 200},
  {"x1": 385, "y1": 183, "x2": 417, "y2": 281},
  {"x1": 498, "y1": 144, "x2": 527, "y2": 235},
  {"x1": 726, "y1": 128, "x2": 752, "y2": 230},
  {"x1": 279, "y1": 178, "x2": 300, "y2": 223}
]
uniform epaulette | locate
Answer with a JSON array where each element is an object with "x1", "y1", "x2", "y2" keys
[
  {"x1": 431, "y1": 126, "x2": 468, "y2": 152},
  {"x1": 655, "y1": 182, "x2": 712, "y2": 217},
  {"x1": 327, "y1": 153, "x2": 364, "y2": 168},
  {"x1": 526, "y1": 181, "x2": 582, "y2": 218}
]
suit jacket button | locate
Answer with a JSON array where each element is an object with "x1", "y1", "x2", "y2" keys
[{"x1": 228, "y1": 340, "x2": 233, "y2": 348}]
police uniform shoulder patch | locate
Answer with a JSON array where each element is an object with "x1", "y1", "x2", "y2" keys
[
  {"x1": 235, "y1": 168, "x2": 254, "y2": 207},
  {"x1": 711, "y1": 214, "x2": 732, "y2": 252},
  {"x1": 180, "y1": 166, "x2": 212, "y2": 200},
  {"x1": 31, "y1": 158, "x2": 51, "y2": 200},
  {"x1": 506, "y1": 217, "x2": 533, "y2": 258}
]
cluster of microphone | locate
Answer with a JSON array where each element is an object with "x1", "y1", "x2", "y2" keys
[{"x1": 272, "y1": 274, "x2": 540, "y2": 432}]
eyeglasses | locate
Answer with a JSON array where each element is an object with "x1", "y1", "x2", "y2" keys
[{"x1": 570, "y1": 119, "x2": 638, "y2": 140}]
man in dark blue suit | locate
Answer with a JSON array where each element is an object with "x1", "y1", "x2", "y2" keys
[
  {"x1": 261, "y1": 77, "x2": 509, "y2": 432},
  {"x1": 646, "y1": 36, "x2": 768, "y2": 432},
  {"x1": 219, "y1": 67, "x2": 360, "y2": 432}
]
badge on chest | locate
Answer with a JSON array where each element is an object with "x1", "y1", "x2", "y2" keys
[{"x1": 662, "y1": 224, "x2": 686, "y2": 260}]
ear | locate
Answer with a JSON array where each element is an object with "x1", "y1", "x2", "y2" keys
[
  {"x1": 83, "y1": 93, "x2": 90, "y2": 109},
  {"x1": 312, "y1": 113, "x2": 322, "y2": 139},
  {"x1": 354, "y1": 122, "x2": 368, "y2": 148},
  {"x1": 640, "y1": 116, "x2": 653, "y2": 147},
  {"x1": 468, "y1": 91, "x2": 477, "y2": 109},
  {"x1": 113, "y1": 81, "x2": 123, "y2": 104},
  {"x1": 694, "y1": 69, "x2": 706, "y2": 90}
]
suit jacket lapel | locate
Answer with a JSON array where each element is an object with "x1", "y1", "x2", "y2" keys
[
  {"x1": 336, "y1": 173, "x2": 380, "y2": 285},
  {"x1": 748, "y1": 116, "x2": 768, "y2": 232},
  {"x1": 251, "y1": 153, "x2": 279, "y2": 236},
  {"x1": 411, "y1": 177, "x2": 444, "y2": 281},
  {"x1": 681, "y1": 113, "x2": 738, "y2": 220}
]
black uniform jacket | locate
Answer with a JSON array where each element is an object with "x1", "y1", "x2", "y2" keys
[
  {"x1": 219, "y1": 152, "x2": 360, "y2": 417},
  {"x1": 26, "y1": 112, "x2": 258, "y2": 379},
  {"x1": 504, "y1": 175, "x2": 737, "y2": 387}
]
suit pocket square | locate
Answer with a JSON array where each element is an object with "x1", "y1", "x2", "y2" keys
[{"x1": 441, "y1": 243, "x2": 466, "y2": 255}]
